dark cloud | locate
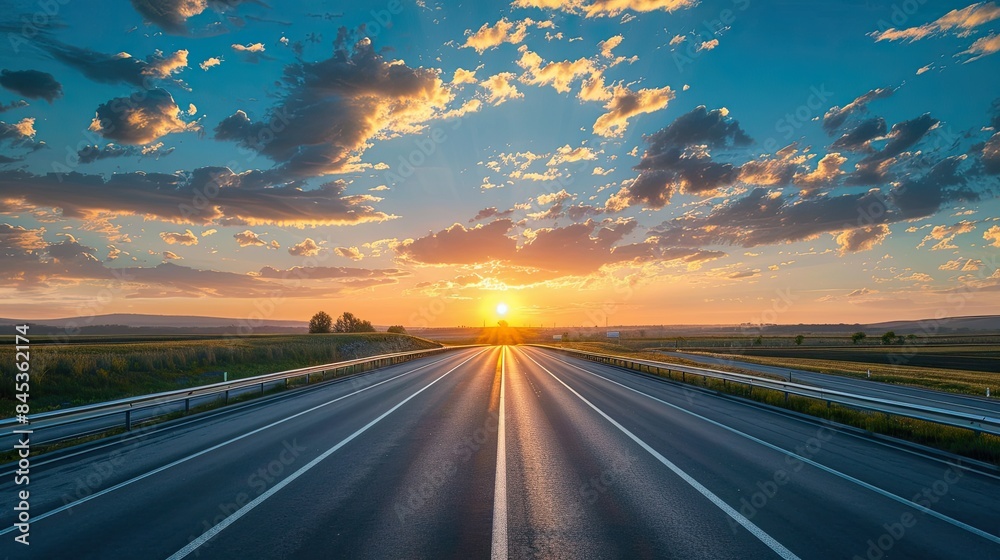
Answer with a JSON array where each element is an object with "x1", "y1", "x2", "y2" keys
[
  {"x1": 0, "y1": 167, "x2": 391, "y2": 226},
  {"x1": 77, "y1": 142, "x2": 175, "y2": 164},
  {"x1": 469, "y1": 206, "x2": 514, "y2": 223},
  {"x1": 130, "y1": 0, "x2": 254, "y2": 35},
  {"x1": 983, "y1": 132, "x2": 1000, "y2": 175},
  {"x1": 0, "y1": 69, "x2": 62, "y2": 102},
  {"x1": 89, "y1": 88, "x2": 198, "y2": 145},
  {"x1": 0, "y1": 100, "x2": 29, "y2": 113},
  {"x1": 847, "y1": 113, "x2": 940, "y2": 185},
  {"x1": 40, "y1": 40, "x2": 187, "y2": 87},
  {"x1": 889, "y1": 156, "x2": 976, "y2": 219},
  {"x1": 610, "y1": 106, "x2": 752, "y2": 209},
  {"x1": 830, "y1": 117, "x2": 886, "y2": 153},
  {"x1": 214, "y1": 33, "x2": 450, "y2": 179},
  {"x1": 823, "y1": 87, "x2": 895, "y2": 133}
]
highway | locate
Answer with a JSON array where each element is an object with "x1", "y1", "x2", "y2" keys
[
  {"x1": 659, "y1": 350, "x2": 1000, "y2": 418},
  {"x1": 1, "y1": 345, "x2": 998, "y2": 559}
]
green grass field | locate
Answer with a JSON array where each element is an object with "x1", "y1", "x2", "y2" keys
[{"x1": 0, "y1": 333, "x2": 440, "y2": 416}]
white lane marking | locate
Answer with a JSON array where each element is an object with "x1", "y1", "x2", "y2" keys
[
  {"x1": 518, "y1": 349, "x2": 801, "y2": 560},
  {"x1": 0, "y1": 349, "x2": 486, "y2": 537},
  {"x1": 491, "y1": 346, "x2": 508, "y2": 560},
  {"x1": 531, "y1": 348, "x2": 1000, "y2": 545},
  {"x1": 167, "y1": 350, "x2": 485, "y2": 559}
]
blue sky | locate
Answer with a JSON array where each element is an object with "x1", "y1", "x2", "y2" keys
[{"x1": 0, "y1": 0, "x2": 998, "y2": 326}]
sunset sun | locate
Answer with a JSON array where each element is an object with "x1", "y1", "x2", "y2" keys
[{"x1": 496, "y1": 302, "x2": 509, "y2": 316}]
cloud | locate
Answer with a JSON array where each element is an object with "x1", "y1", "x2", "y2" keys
[
  {"x1": 162, "y1": 250, "x2": 182, "y2": 260},
  {"x1": 983, "y1": 131, "x2": 1000, "y2": 174},
  {"x1": 234, "y1": 230, "x2": 268, "y2": 247},
  {"x1": 462, "y1": 18, "x2": 549, "y2": 52},
  {"x1": 871, "y1": 2, "x2": 1000, "y2": 42},
  {"x1": 697, "y1": 39, "x2": 719, "y2": 51},
  {"x1": 0, "y1": 117, "x2": 41, "y2": 151},
  {"x1": 512, "y1": 0, "x2": 698, "y2": 18},
  {"x1": 593, "y1": 84, "x2": 675, "y2": 137},
  {"x1": 398, "y1": 220, "x2": 517, "y2": 265},
  {"x1": 481, "y1": 73, "x2": 523, "y2": 105},
  {"x1": 89, "y1": 88, "x2": 199, "y2": 145},
  {"x1": 516, "y1": 48, "x2": 597, "y2": 93},
  {"x1": 547, "y1": 144, "x2": 598, "y2": 166},
  {"x1": 199, "y1": 56, "x2": 223, "y2": 71},
  {"x1": 830, "y1": 117, "x2": 887, "y2": 153},
  {"x1": 984, "y1": 225, "x2": 1000, "y2": 246},
  {"x1": 256, "y1": 265, "x2": 407, "y2": 282},
  {"x1": 823, "y1": 87, "x2": 895, "y2": 133},
  {"x1": 232, "y1": 42, "x2": 265, "y2": 52},
  {"x1": 794, "y1": 152, "x2": 847, "y2": 193},
  {"x1": 960, "y1": 33, "x2": 1000, "y2": 61},
  {"x1": 940, "y1": 257, "x2": 984, "y2": 271},
  {"x1": 848, "y1": 113, "x2": 940, "y2": 185},
  {"x1": 130, "y1": 0, "x2": 255, "y2": 35},
  {"x1": 160, "y1": 229, "x2": 199, "y2": 245},
  {"x1": 835, "y1": 224, "x2": 890, "y2": 255},
  {"x1": 334, "y1": 246, "x2": 364, "y2": 260},
  {"x1": 0, "y1": 100, "x2": 29, "y2": 113},
  {"x1": 289, "y1": 238, "x2": 322, "y2": 257},
  {"x1": 40, "y1": 40, "x2": 188, "y2": 87},
  {"x1": 0, "y1": 168, "x2": 392, "y2": 226},
  {"x1": 452, "y1": 67, "x2": 478, "y2": 84},
  {"x1": 608, "y1": 106, "x2": 752, "y2": 208},
  {"x1": 599, "y1": 35, "x2": 623, "y2": 58},
  {"x1": 0, "y1": 69, "x2": 63, "y2": 102},
  {"x1": 76, "y1": 142, "x2": 175, "y2": 164},
  {"x1": 917, "y1": 220, "x2": 977, "y2": 250},
  {"x1": 143, "y1": 49, "x2": 189, "y2": 78},
  {"x1": 214, "y1": 35, "x2": 451, "y2": 179},
  {"x1": 469, "y1": 207, "x2": 515, "y2": 222}
]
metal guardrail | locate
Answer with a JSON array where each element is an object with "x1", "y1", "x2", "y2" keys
[
  {"x1": 531, "y1": 345, "x2": 1000, "y2": 437},
  {"x1": 1, "y1": 345, "x2": 475, "y2": 439}
]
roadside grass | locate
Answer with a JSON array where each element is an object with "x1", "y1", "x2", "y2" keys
[
  {"x1": 0, "y1": 333, "x2": 440, "y2": 417},
  {"x1": 541, "y1": 343, "x2": 1000, "y2": 465},
  {"x1": 681, "y1": 351, "x2": 997, "y2": 397}
]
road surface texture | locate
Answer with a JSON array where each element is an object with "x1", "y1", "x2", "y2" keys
[
  {"x1": 659, "y1": 350, "x2": 1000, "y2": 418},
  {"x1": 1, "y1": 345, "x2": 997, "y2": 559}
]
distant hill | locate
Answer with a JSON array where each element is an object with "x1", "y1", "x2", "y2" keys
[
  {"x1": 0, "y1": 314, "x2": 307, "y2": 335},
  {"x1": 864, "y1": 315, "x2": 1000, "y2": 334}
]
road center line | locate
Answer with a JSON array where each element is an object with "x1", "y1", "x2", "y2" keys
[
  {"x1": 0, "y1": 348, "x2": 487, "y2": 537},
  {"x1": 491, "y1": 346, "x2": 508, "y2": 560},
  {"x1": 518, "y1": 349, "x2": 801, "y2": 560},
  {"x1": 530, "y1": 348, "x2": 1000, "y2": 545},
  {"x1": 167, "y1": 350, "x2": 484, "y2": 560}
]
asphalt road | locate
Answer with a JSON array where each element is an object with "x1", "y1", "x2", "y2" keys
[
  {"x1": 1, "y1": 345, "x2": 998, "y2": 559},
  {"x1": 659, "y1": 350, "x2": 1000, "y2": 418}
]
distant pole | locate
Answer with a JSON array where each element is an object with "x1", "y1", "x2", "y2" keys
[{"x1": 224, "y1": 371, "x2": 228, "y2": 382}]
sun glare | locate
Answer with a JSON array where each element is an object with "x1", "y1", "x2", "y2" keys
[{"x1": 496, "y1": 302, "x2": 509, "y2": 316}]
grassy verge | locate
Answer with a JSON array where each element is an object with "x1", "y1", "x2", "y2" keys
[
  {"x1": 681, "y1": 350, "x2": 996, "y2": 397},
  {"x1": 0, "y1": 333, "x2": 440, "y2": 416},
  {"x1": 542, "y1": 343, "x2": 1000, "y2": 465}
]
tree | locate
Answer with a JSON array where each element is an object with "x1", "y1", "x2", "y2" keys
[
  {"x1": 333, "y1": 311, "x2": 376, "y2": 333},
  {"x1": 851, "y1": 331, "x2": 867, "y2": 344},
  {"x1": 497, "y1": 320, "x2": 509, "y2": 328},
  {"x1": 881, "y1": 331, "x2": 896, "y2": 345},
  {"x1": 309, "y1": 311, "x2": 332, "y2": 333},
  {"x1": 794, "y1": 334, "x2": 805, "y2": 346},
  {"x1": 387, "y1": 325, "x2": 406, "y2": 334}
]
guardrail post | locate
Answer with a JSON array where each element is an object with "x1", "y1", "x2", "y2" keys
[
  {"x1": 185, "y1": 399, "x2": 190, "y2": 413},
  {"x1": 225, "y1": 390, "x2": 229, "y2": 404},
  {"x1": 125, "y1": 409, "x2": 132, "y2": 431},
  {"x1": 260, "y1": 382, "x2": 265, "y2": 396},
  {"x1": 306, "y1": 373, "x2": 311, "y2": 384}
]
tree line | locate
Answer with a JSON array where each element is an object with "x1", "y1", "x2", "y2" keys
[{"x1": 308, "y1": 311, "x2": 405, "y2": 335}]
